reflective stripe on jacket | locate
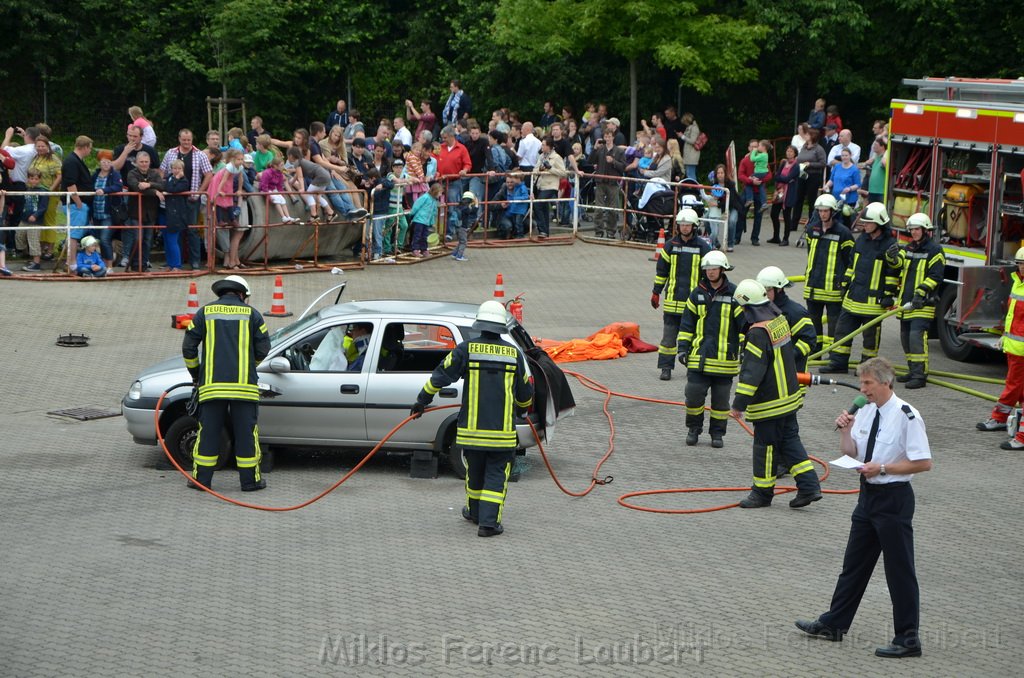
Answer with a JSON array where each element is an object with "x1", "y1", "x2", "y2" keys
[{"x1": 182, "y1": 296, "x2": 271, "y2": 402}]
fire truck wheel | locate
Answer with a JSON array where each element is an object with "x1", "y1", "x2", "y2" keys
[{"x1": 936, "y1": 285, "x2": 982, "y2": 362}]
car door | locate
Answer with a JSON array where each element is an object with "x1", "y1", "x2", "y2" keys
[
  {"x1": 257, "y1": 319, "x2": 374, "y2": 445},
  {"x1": 363, "y1": 320, "x2": 465, "y2": 446}
]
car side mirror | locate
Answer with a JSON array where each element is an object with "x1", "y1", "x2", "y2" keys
[{"x1": 259, "y1": 356, "x2": 291, "y2": 373}]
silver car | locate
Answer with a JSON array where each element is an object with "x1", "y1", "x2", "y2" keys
[{"x1": 122, "y1": 288, "x2": 574, "y2": 477}]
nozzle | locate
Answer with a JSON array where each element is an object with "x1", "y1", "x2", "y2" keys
[{"x1": 797, "y1": 372, "x2": 834, "y2": 386}]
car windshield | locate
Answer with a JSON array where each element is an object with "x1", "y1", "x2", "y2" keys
[{"x1": 268, "y1": 313, "x2": 322, "y2": 348}]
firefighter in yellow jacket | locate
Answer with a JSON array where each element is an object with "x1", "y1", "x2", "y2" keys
[
  {"x1": 677, "y1": 250, "x2": 743, "y2": 448},
  {"x1": 411, "y1": 301, "x2": 533, "y2": 537},
  {"x1": 731, "y1": 279, "x2": 822, "y2": 509},
  {"x1": 888, "y1": 213, "x2": 945, "y2": 389},
  {"x1": 182, "y1": 275, "x2": 271, "y2": 491},
  {"x1": 652, "y1": 207, "x2": 712, "y2": 381}
]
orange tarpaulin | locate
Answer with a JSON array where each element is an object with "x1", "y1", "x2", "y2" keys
[{"x1": 536, "y1": 322, "x2": 657, "y2": 363}]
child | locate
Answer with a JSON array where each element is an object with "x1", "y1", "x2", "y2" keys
[
  {"x1": 76, "y1": 235, "x2": 107, "y2": 277},
  {"x1": 499, "y1": 174, "x2": 529, "y2": 238},
  {"x1": 164, "y1": 160, "x2": 191, "y2": 271},
  {"x1": 227, "y1": 127, "x2": 246, "y2": 152},
  {"x1": 825, "y1": 105, "x2": 842, "y2": 131},
  {"x1": 751, "y1": 139, "x2": 771, "y2": 212},
  {"x1": 128, "y1": 105, "x2": 157, "y2": 147},
  {"x1": 208, "y1": 148, "x2": 245, "y2": 269},
  {"x1": 451, "y1": 191, "x2": 477, "y2": 261},
  {"x1": 16, "y1": 168, "x2": 49, "y2": 272},
  {"x1": 365, "y1": 167, "x2": 393, "y2": 260},
  {"x1": 407, "y1": 183, "x2": 443, "y2": 257},
  {"x1": 384, "y1": 159, "x2": 409, "y2": 256},
  {"x1": 260, "y1": 156, "x2": 299, "y2": 223},
  {"x1": 252, "y1": 134, "x2": 275, "y2": 173}
]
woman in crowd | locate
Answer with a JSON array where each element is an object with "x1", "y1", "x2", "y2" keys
[
  {"x1": 704, "y1": 163, "x2": 743, "y2": 252},
  {"x1": 790, "y1": 122, "x2": 810, "y2": 152},
  {"x1": 769, "y1": 145, "x2": 800, "y2": 246},
  {"x1": 30, "y1": 134, "x2": 62, "y2": 260},
  {"x1": 794, "y1": 128, "x2": 827, "y2": 222},
  {"x1": 680, "y1": 112, "x2": 702, "y2": 180},
  {"x1": 640, "y1": 136, "x2": 672, "y2": 182},
  {"x1": 824, "y1": 147, "x2": 861, "y2": 211},
  {"x1": 666, "y1": 138, "x2": 686, "y2": 183}
]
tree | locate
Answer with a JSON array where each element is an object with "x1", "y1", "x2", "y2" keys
[{"x1": 493, "y1": 0, "x2": 767, "y2": 138}]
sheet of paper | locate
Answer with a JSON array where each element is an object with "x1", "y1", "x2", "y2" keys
[{"x1": 829, "y1": 454, "x2": 864, "y2": 469}]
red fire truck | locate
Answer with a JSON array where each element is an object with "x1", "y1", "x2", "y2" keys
[{"x1": 887, "y1": 77, "x2": 1024, "y2": 361}]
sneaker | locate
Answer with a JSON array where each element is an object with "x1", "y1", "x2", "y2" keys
[
  {"x1": 454, "y1": 255, "x2": 468, "y2": 261},
  {"x1": 976, "y1": 418, "x2": 1005, "y2": 432},
  {"x1": 0, "y1": 267, "x2": 11, "y2": 276},
  {"x1": 999, "y1": 437, "x2": 1024, "y2": 450},
  {"x1": 760, "y1": 202, "x2": 771, "y2": 213},
  {"x1": 346, "y1": 208, "x2": 368, "y2": 220},
  {"x1": 22, "y1": 262, "x2": 41, "y2": 272}
]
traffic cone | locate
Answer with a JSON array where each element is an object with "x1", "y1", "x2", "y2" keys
[
  {"x1": 649, "y1": 227, "x2": 666, "y2": 261},
  {"x1": 266, "y1": 275, "x2": 293, "y2": 317},
  {"x1": 186, "y1": 281, "x2": 200, "y2": 313},
  {"x1": 493, "y1": 273, "x2": 505, "y2": 300}
]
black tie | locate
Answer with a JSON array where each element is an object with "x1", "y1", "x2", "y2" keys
[{"x1": 864, "y1": 410, "x2": 881, "y2": 463}]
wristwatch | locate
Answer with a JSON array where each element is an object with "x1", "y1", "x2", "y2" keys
[{"x1": 879, "y1": 464, "x2": 887, "y2": 477}]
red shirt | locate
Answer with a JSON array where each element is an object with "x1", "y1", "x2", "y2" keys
[{"x1": 436, "y1": 141, "x2": 472, "y2": 177}]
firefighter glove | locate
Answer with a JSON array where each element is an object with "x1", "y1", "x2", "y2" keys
[
  {"x1": 911, "y1": 294, "x2": 926, "y2": 310},
  {"x1": 410, "y1": 402, "x2": 426, "y2": 419},
  {"x1": 187, "y1": 367, "x2": 201, "y2": 384},
  {"x1": 886, "y1": 243, "x2": 901, "y2": 260},
  {"x1": 678, "y1": 351, "x2": 689, "y2": 366},
  {"x1": 650, "y1": 293, "x2": 660, "y2": 309},
  {"x1": 880, "y1": 295, "x2": 895, "y2": 308}
]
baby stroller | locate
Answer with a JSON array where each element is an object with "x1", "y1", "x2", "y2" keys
[{"x1": 633, "y1": 179, "x2": 676, "y2": 243}]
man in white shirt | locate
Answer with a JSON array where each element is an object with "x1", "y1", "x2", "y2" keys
[
  {"x1": 393, "y1": 117, "x2": 413, "y2": 149},
  {"x1": 827, "y1": 129, "x2": 862, "y2": 166},
  {"x1": 796, "y1": 357, "x2": 932, "y2": 659},
  {"x1": 516, "y1": 122, "x2": 542, "y2": 172},
  {"x1": 2, "y1": 125, "x2": 41, "y2": 243}
]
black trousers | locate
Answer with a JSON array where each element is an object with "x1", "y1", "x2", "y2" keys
[
  {"x1": 464, "y1": 447, "x2": 515, "y2": 528},
  {"x1": 900, "y1": 317, "x2": 931, "y2": 376},
  {"x1": 750, "y1": 414, "x2": 820, "y2": 497},
  {"x1": 806, "y1": 299, "x2": 842, "y2": 353},
  {"x1": 828, "y1": 309, "x2": 882, "y2": 368},
  {"x1": 820, "y1": 482, "x2": 920, "y2": 648},
  {"x1": 684, "y1": 371, "x2": 732, "y2": 435},
  {"x1": 658, "y1": 312, "x2": 684, "y2": 370},
  {"x1": 193, "y1": 399, "x2": 261, "y2": 488}
]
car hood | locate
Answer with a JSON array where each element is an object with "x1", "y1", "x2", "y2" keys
[{"x1": 134, "y1": 355, "x2": 188, "y2": 380}]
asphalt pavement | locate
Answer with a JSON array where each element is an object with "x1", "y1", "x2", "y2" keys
[{"x1": 1, "y1": 232, "x2": 1020, "y2": 677}]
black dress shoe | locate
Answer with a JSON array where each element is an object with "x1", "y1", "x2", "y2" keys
[
  {"x1": 766, "y1": 238, "x2": 781, "y2": 244},
  {"x1": 875, "y1": 643, "x2": 921, "y2": 658},
  {"x1": 739, "y1": 492, "x2": 772, "y2": 508},
  {"x1": 659, "y1": 368, "x2": 671, "y2": 381},
  {"x1": 795, "y1": 619, "x2": 843, "y2": 641},
  {"x1": 478, "y1": 524, "x2": 504, "y2": 537},
  {"x1": 789, "y1": 491, "x2": 822, "y2": 508},
  {"x1": 780, "y1": 239, "x2": 789, "y2": 246},
  {"x1": 462, "y1": 506, "x2": 478, "y2": 524}
]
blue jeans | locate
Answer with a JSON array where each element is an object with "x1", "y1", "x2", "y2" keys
[
  {"x1": 452, "y1": 226, "x2": 468, "y2": 258},
  {"x1": 445, "y1": 178, "x2": 464, "y2": 240},
  {"x1": 328, "y1": 178, "x2": 356, "y2": 214},
  {"x1": 685, "y1": 165, "x2": 697, "y2": 181},
  {"x1": 468, "y1": 176, "x2": 485, "y2": 204},
  {"x1": 371, "y1": 215, "x2": 388, "y2": 258},
  {"x1": 121, "y1": 220, "x2": 152, "y2": 269},
  {"x1": 94, "y1": 217, "x2": 113, "y2": 261},
  {"x1": 727, "y1": 210, "x2": 739, "y2": 248}
]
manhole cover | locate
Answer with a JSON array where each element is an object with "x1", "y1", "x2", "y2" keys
[
  {"x1": 57, "y1": 333, "x2": 90, "y2": 347},
  {"x1": 48, "y1": 407, "x2": 121, "y2": 421}
]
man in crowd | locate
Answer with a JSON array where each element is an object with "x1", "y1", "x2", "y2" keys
[
  {"x1": 1, "y1": 125, "x2": 41, "y2": 245},
  {"x1": 436, "y1": 126, "x2": 472, "y2": 241},
  {"x1": 442, "y1": 79, "x2": 471, "y2": 126},
  {"x1": 160, "y1": 128, "x2": 214, "y2": 270},
  {"x1": 393, "y1": 116, "x2": 413, "y2": 149},
  {"x1": 827, "y1": 129, "x2": 862, "y2": 167},
  {"x1": 326, "y1": 99, "x2": 349, "y2": 131},
  {"x1": 588, "y1": 125, "x2": 626, "y2": 239},
  {"x1": 113, "y1": 125, "x2": 160, "y2": 179},
  {"x1": 61, "y1": 136, "x2": 95, "y2": 272},
  {"x1": 463, "y1": 121, "x2": 490, "y2": 204},
  {"x1": 406, "y1": 98, "x2": 437, "y2": 141}
]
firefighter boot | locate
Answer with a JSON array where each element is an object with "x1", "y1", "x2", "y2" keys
[
  {"x1": 905, "y1": 362, "x2": 927, "y2": 390},
  {"x1": 686, "y1": 428, "x2": 700, "y2": 446},
  {"x1": 710, "y1": 433, "x2": 724, "y2": 448},
  {"x1": 660, "y1": 368, "x2": 672, "y2": 381},
  {"x1": 188, "y1": 467, "x2": 214, "y2": 491},
  {"x1": 239, "y1": 467, "x2": 267, "y2": 492},
  {"x1": 739, "y1": 490, "x2": 773, "y2": 509}
]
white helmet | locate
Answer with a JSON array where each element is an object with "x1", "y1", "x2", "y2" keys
[
  {"x1": 814, "y1": 194, "x2": 839, "y2": 211},
  {"x1": 211, "y1": 274, "x2": 251, "y2": 297},
  {"x1": 1015, "y1": 247, "x2": 1024, "y2": 263},
  {"x1": 472, "y1": 300, "x2": 508, "y2": 333},
  {"x1": 861, "y1": 202, "x2": 890, "y2": 225},
  {"x1": 675, "y1": 207, "x2": 700, "y2": 225},
  {"x1": 756, "y1": 265, "x2": 791, "y2": 290},
  {"x1": 906, "y1": 212, "x2": 934, "y2": 230},
  {"x1": 701, "y1": 250, "x2": 733, "y2": 270},
  {"x1": 734, "y1": 279, "x2": 769, "y2": 306}
]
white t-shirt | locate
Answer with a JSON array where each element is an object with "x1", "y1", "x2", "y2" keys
[
  {"x1": 4, "y1": 143, "x2": 37, "y2": 183},
  {"x1": 827, "y1": 142, "x2": 862, "y2": 165},
  {"x1": 851, "y1": 393, "x2": 931, "y2": 484},
  {"x1": 517, "y1": 134, "x2": 541, "y2": 167},
  {"x1": 394, "y1": 127, "x2": 413, "y2": 149}
]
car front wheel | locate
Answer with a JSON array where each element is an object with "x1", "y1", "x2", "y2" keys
[{"x1": 163, "y1": 416, "x2": 231, "y2": 471}]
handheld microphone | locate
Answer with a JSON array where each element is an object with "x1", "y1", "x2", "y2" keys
[{"x1": 835, "y1": 395, "x2": 868, "y2": 430}]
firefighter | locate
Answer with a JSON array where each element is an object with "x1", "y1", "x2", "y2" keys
[
  {"x1": 182, "y1": 275, "x2": 271, "y2": 491},
  {"x1": 677, "y1": 250, "x2": 743, "y2": 448},
  {"x1": 652, "y1": 206, "x2": 712, "y2": 381},
  {"x1": 820, "y1": 202, "x2": 900, "y2": 375},
  {"x1": 802, "y1": 193, "x2": 855, "y2": 354},
  {"x1": 731, "y1": 279, "x2": 822, "y2": 509},
  {"x1": 888, "y1": 213, "x2": 945, "y2": 389},
  {"x1": 756, "y1": 265, "x2": 816, "y2": 373},
  {"x1": 343, "y1": 322, "x2": 373, "y2": 371},
  {"x1": 411, "y1": 301, "x2": 533, "y2": 537},
  {"x1": 978, "y1": 247, "x2": 1024, "y2": 449}
]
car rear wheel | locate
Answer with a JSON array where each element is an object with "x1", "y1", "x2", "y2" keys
[
  {"x1": 163, "y1": 416, "x2": 231, "y2": 471},
  {"x1": 443, "y1": 426, "x2": 466, "y2": 479}
]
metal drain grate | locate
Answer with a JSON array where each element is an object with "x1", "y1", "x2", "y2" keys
[
  {"x1": 48, "y1": 407, "x2": 121, "y2": 421},
  {"x1": 57, "y1": 333, "x2": 90, "y2": 347}
]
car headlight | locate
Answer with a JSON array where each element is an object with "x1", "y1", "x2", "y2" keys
[{"x1": 127, "y1": 381, "x2": 143, "y2": 401}]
